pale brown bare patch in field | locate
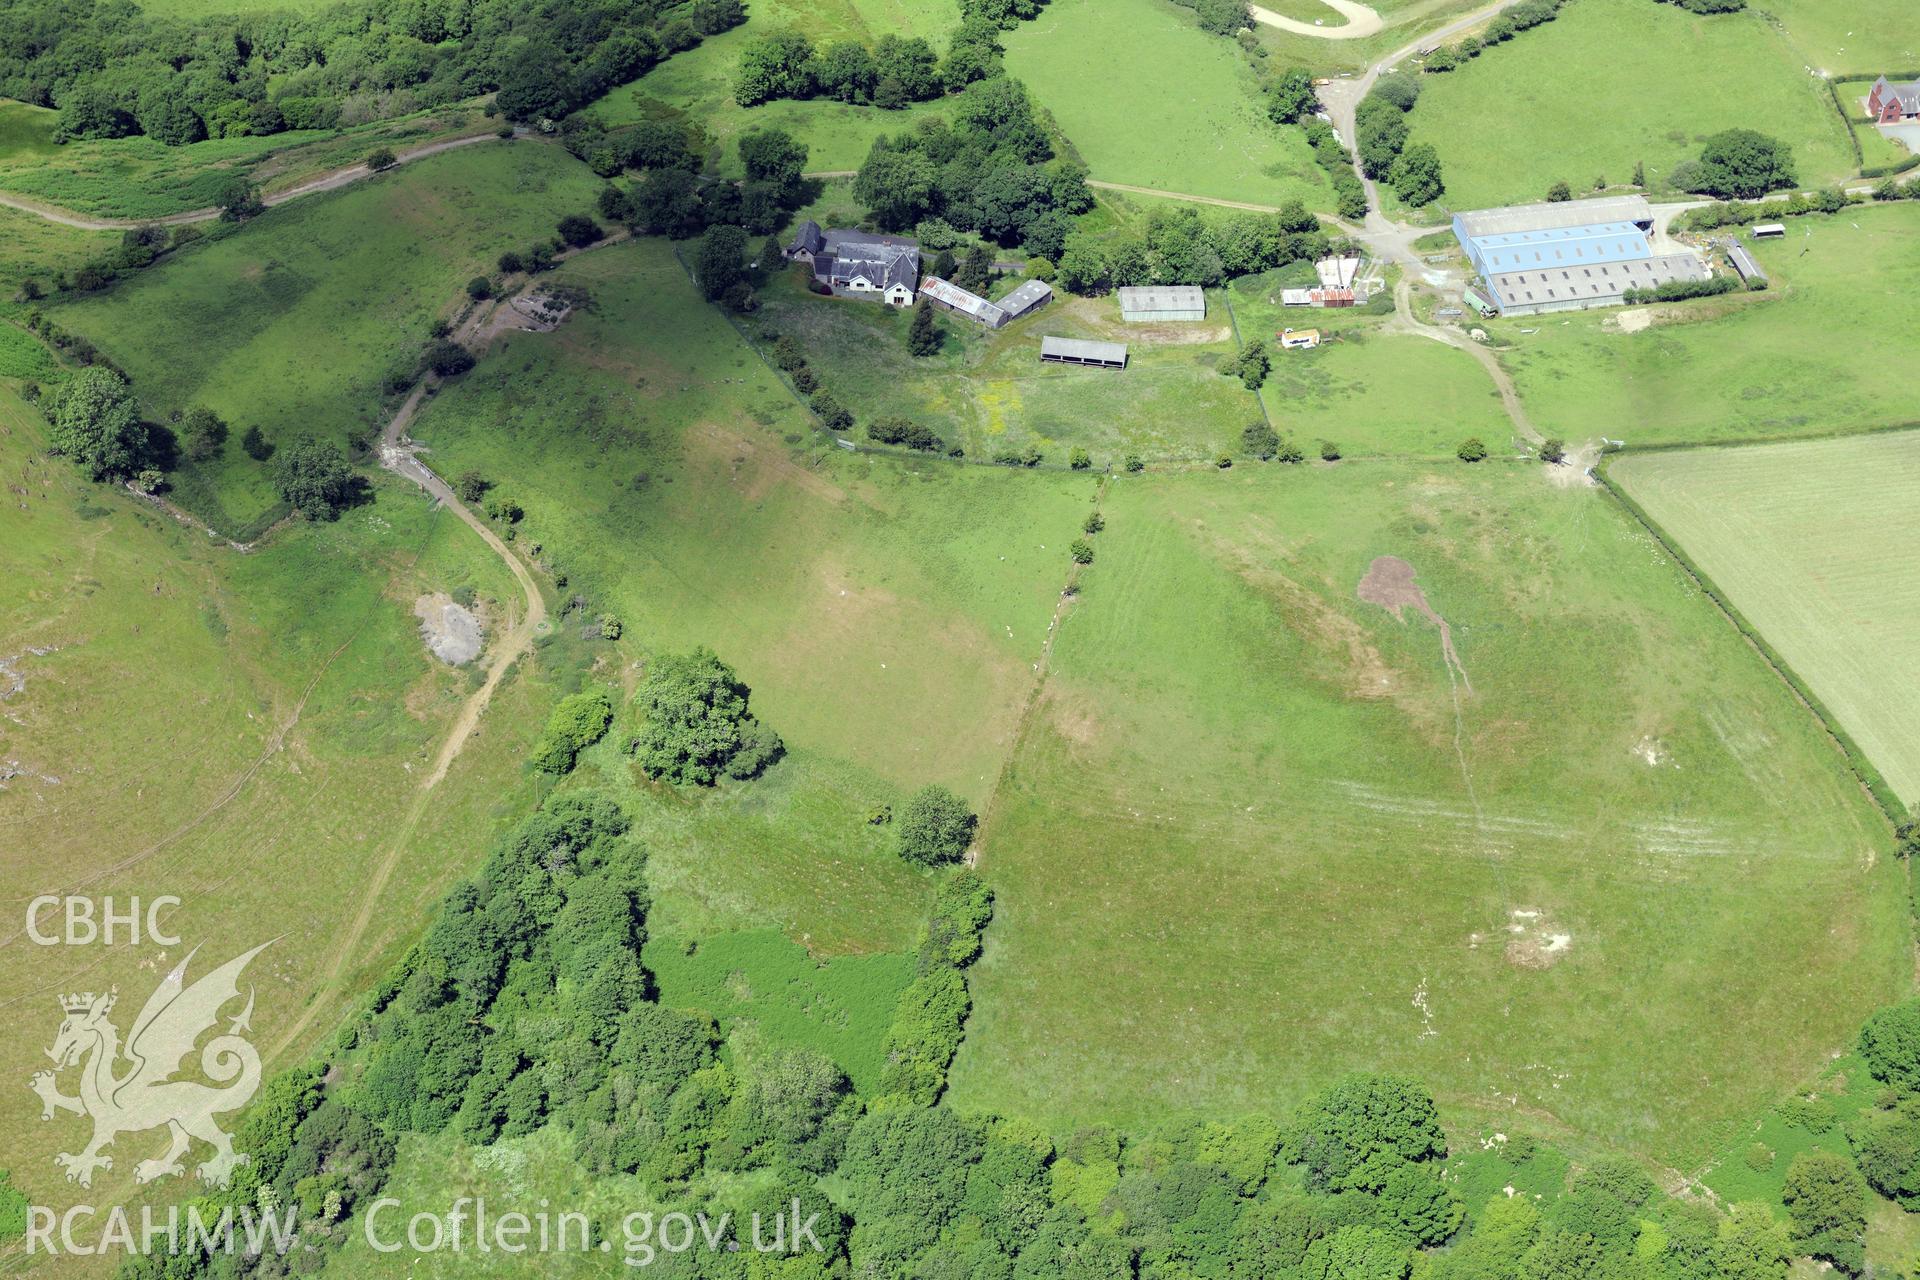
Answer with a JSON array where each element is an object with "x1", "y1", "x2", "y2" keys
[
  {"x1": 686, "y1": 422, "x2": 847, "y2": 506},
  {"x1": 1043, "y1": 686, "x2": 1106, "y2": 751},
  {"x1": 1358, "y1": 556, "x2": 1472, "y2": 692}
]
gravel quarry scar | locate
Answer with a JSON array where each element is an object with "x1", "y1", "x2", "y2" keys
[
  {"x1": 414, "y1": 593, "x2": 483, "y2": 665},
  {"x1": 1357, "y1": 556, "x2": 1471, "y2": 692}
]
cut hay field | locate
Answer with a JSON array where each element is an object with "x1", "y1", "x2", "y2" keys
[
  {"x1": 406, "y1": 238, "x2": 1089, "y2": 952},
  {"x1": 1404, "y1": 0, "x2": 1858, "y2": 208},
  {"x1": 1611, "y1": 430, "x2": 1920, "y2": 807},
  {"x1": 1497, "y1": 202, "x2": 1920, "y2": 447},
  {"x1": 594, "y1": 29, "x2": 950, "y2": 177},
  {"x1": 946, "y1": 462, "x2": 1909, "y2": 1166},
  {"x1": 1003, "y1": 0, "x2": 1334, "y2": 208},
  {"x1": 753, "y1": 266, "x2": 1263, "y2": 464},
  {"x1": 49, "y1": 143, "x2": 603, "y2": 536},
  {"x1": 0, "y1": 383, "x2": 549, "y2": 1219}
]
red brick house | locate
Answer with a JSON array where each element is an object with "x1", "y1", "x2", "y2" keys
[{"x1": 1869, "y1": 75, "x2": 1920, "y2": 123}]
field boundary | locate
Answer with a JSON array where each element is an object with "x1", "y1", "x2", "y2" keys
[{"x1": 1596, "y1": 447, "x2": 1909, "y2": 825}]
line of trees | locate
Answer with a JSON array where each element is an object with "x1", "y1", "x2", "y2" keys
[
  {"x1": 1683, "y1": 173, "x2": 1920, "y2": 230},
  {"x1": 1056, "y1": 201, "x2": 1335, "y2": 295},
  {"x1": 1356, "y1": 72, "x2": 1445, "y2": 208},
  {"x1": 733, "y1": 0, "x2": 1048, "y2": 108},
  {"x1": 1420, "y1": 0, "x2": 1569, "y2": 72}
]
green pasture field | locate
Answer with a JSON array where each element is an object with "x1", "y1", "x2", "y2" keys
[
  {"x1": 1255, "y1": 331, "x2": 1512, "y2": 457},
  {"x1": 947, "y1": 461, "x2": 1909, "y2": 1167},
  {"x1": 0, "y1": 104, "x2": 490, "y2": 221},
  {"x1": 752, "y1": 266, "x2": 1262, "y2": 463},
  {"x1": 0, "y1": 99, "x2": 58, "y2": 166},
  {"x1": 1222, "y1": 274, "x2": 1515, "y2": 457},
  {"x1": 1495, "y1": 203, "x2": 1920, "y2": 448},
  {"x1": 49, "y1": 143, "x2": 602, "y2": 535},
  {"x1": 0, "y1": 204, "x2": 116, "y2": 303},
  {"x1": 1404, "y1": 0, "x2": 1858, "y2": 208},
  {"x1": 1611, "y1": 430, "x2": 1920, "y2": 807},
  {"x1": 644, "y1": 927, "x2": 915, "y2": 1093},
  {"x1": 1002, "y1": 0, "x2": 1333, "y2": 208},
  {"x1": 1762, "y1": 0, "x2": 1920, "y2": 71},
  {"x1": 0, "y1": 383, "x2": 550, "y2": 1218},
  {"x1": 595, "y1": 28, "x2": 950, "y2": 177},
  {"x1": 405, "y1": 238, "x2": 1089, "y2": 952}
]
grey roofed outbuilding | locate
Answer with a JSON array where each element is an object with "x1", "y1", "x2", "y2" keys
[
  {"x1": 1117, "y1": 285, "x2": 1206, "y2": 319},
  {"x1": 998, "y1": 278, "x2": 1054, "y2": 318},
  {"x1": 787, "y1": 220, "x2": 825, "y2": 257},
  {"x1": 1040, "y1": 336, "x2": 1128, "y2": 368},
  {"x1": 1453, "y1": 195, "x2": 1654, "y2": 239},
  {"x1": 1725, "y1": 242, "x2": 1767, "y2": 283}
]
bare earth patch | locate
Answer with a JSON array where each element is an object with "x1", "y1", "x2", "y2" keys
[
  {"x1": 1505, "y1": 907, "x2": 1574, "y2": 969},
  {"x1": 1357, "y1": 556, "x2": 1472, "y2": 691},
  {"x1": 414, "y1": 592, "x2": 483, "y2": 665}
]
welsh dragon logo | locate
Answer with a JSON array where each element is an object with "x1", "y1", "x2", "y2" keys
[{"x1": 29, "y1": 942, "x2": 270, "y2": 1190}]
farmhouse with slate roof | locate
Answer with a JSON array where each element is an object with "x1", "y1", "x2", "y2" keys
[
  {"x1": 1869, "y1": 75, "x2": 1920, "y2": 123},
  {"x1": 785, "y1": 221, "x2": 921, "y2": 307}
]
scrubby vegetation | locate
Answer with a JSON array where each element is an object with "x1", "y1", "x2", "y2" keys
[{"x1": 530, "y1": 687, "x2": 615, "y2": 774}]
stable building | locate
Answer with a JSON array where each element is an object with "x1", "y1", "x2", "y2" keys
[
  {"x1": 1117, "y1": 285, "x2": 1206, "y2": 323},
  {"x1": 1452, "y1": 195, "x2": 1707, "y2": 317},
  {"x1": 1040, "y1": 336, "x2": 1127, "y2": 369},
  {"x1": 998, "y1": 278, "x2": 1054, "y2": 321},
  {"x1": 786, "y1": 221, "x2": 920, "y2": 307}
]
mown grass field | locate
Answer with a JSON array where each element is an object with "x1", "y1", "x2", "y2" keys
[
  {"x1": 1497, "y1": 202, "x2": 1920, "y2": 447},
  {"x1": 1223, "y1": 273, "x2": 1516, "y2": 457},
  {"x1": 596, "y1": 28, "x2": 951, "y2": 177},
  {"x1": 753, "y1": 266, "x2": 1263, "y2": 464},
  {"x1": 1612, "y1": 430, "x2": 1920, "y2": 807},
  {"x1": 1003, "y1": 0, "x2": 1333, "y2": 208},
  {"x1": 406, "y1": 238, "x2": 1089, "y2": 953},
  {"x1": 1405, "y1": 0, "x2": 1858, "y2": 208},
  {"x1": 947, "y1": 461, "x2": 1908, "y2": 1167},
  {"x1": 0, "y1": 383, "x2": 550, "y2": 1220},
  {"x1": 49, "y1": 143, "x2": 602, "y2": 535}
]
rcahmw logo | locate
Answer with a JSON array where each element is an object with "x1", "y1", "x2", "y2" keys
[
  {"x1": 25, "y1": 1203, "x2": 300, "y2": 1258},
  {"x1": 29, "y1": 940, "x2": 270, "y2": 1189}
]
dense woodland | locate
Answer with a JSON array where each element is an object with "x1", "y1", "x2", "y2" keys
[{"x1": 0, "y1": 0, "x2": 742, "y2": 143}]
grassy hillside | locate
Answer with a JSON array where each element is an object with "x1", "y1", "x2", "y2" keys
[
  {"x1": 1004, "y1": 0, "x2": 1333, "y2": 207},
  {"x1": 948, "y1": 461, "x2": 1908, "y2": 1166},
  {"x1": 50, "y1": 143, "x2": 602, "y2": 535},
  {"x1": 0, "y1": 383, "x2": 550, "y2": 1214},
  {"x1": 1495, "y1": 203, "x2": 1920, "y2": 448},
  {"x1": 1405, "y1": 0, "x2": 1858, "y2": 208},
  {"x1": 404, "y1": 238, "x2": 1086, "y2": 952},
  {"x1": 1613, "y1": 430, "x2": 1920, "y2": 806}
]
